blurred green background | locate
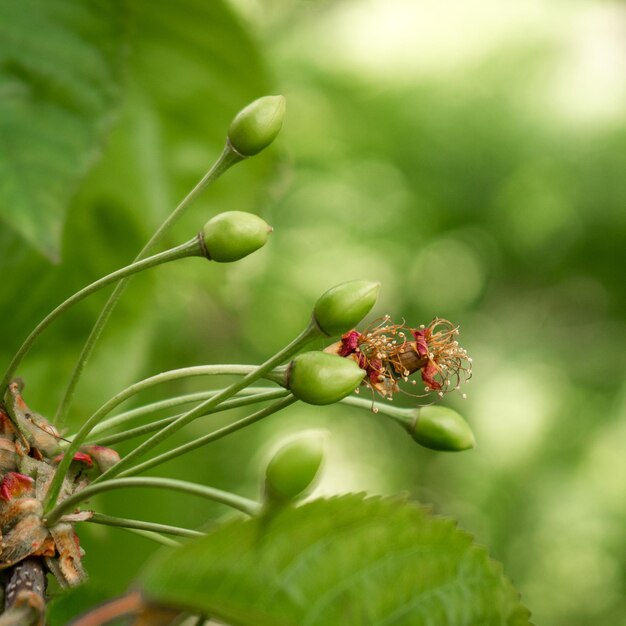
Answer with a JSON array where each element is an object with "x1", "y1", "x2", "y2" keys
[{"x1": 1, "y1": 0, "x2": 625, "y2": 623}]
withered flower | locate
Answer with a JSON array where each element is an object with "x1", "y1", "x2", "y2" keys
[
  {"x1": 325, "y1": 316, "x2": 472, "y2": 405},
  {"x1": 410, "y1": 318, "x2": 473, "y2": 394}
]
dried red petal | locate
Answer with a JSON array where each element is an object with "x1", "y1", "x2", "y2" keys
[
  {"x1": 73, "y1": 452, "x2": 93, "y2": 466},
  {"x1": 0, "y1": 472, "x2": 34, "y2": 501},
  {"x1": 367, "y1": 358, "x2": 384, "y2": 384},
  {"x1": 412, "y1": 329, "x2": 430, "y2": 357},
  {"x1": 339, "y1": 330, "x2": 361, "y2": 357},
  {"x1": 53, "y1": 452, "x2": 93, "y2": 466},
  {"x1": 420, "y1": 361, "x2": 442, "y2": 390}
]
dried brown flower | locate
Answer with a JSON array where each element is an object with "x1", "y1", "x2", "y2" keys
[{"x1": 325, "y1": 316, "x2": 472, "y2": 405}]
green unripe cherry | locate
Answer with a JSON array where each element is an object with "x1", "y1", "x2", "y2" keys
[
  {"x1": 408, "y1": 406, "x2": 476, "y2": 452},
  {"x1": 201, "y1": 211, "x2": 271, "y2": 262},
  {"x1": 264, "y1": 431, "x2": 325, "y2": 505},
  {"x1": 228, "y1": 95, "x2": 286, "y2": 157},
  {"x1": 313, "y1": 280, "x2": 380, "y2": 336},
  {"x1": 288, "y1": 351, "x2": 365, "y2": 405}
]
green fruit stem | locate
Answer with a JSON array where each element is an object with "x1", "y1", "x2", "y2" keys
[
  {"x1": 339, "y1": 396, "x2": 475, "y2": 451},
  {"x1": 126, "y1": 529, "x2": 181, "y2": 548},
  {"x1": 53, "y1": 145, "x2": 243, "y2": 428},
  {"x1": 44, "y1": 476, "x2": 261, "y2": 527},
  {"x1": 86, "y1": 389, "x2": 290, "y2": 447},
  {"x1": 83, "y1": 513, "x2": 205, "y2": 539},
  {"x1": 0, "y1": 238, "x2": 201, "y2": 395},
  {"x1": 339, "y1": 395, "x2": 416, "y2": 422},
  {"x1": 86, "y1": 323, "x2": 319, "y2": 489},
  {"x1": 44, "y1": 363, "x2": 287, "y2": 514},
  {"x1": 115, "y1": 395, "x2": 296, "y2": 478},
  {"x1": 87, "y1": 386, "x2": 280, "y2": 436}
]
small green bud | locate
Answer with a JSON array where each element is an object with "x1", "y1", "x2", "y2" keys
[
  {"x1": 288, "y1": 351, "x2": 365, "y2": 405},
  {"x1": 313, "y1": 280, "x2": 380, "y2": 336},
  {"x1": 201, "y1": 211, "x2": 271, "y2": 262},
  {"x1": 264, "y1": 431, "x2": 325, "y2": 505},
  {"x1": 408, "y1": 406, "x2": 476, "y2": 452},
  {"x1": 227, "y1": 95, "x2": 286, "y2": 157}
]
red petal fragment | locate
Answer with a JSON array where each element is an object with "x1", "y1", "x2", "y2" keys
[
  {"x1": 339, "y1": 330, "x2": 361, "y2": 357},
  {"x1": 412, "y1": 329, "x2": 430, "y2": 357},
  {"x1": 0, "y1": 472, "x2": 34, "y2": 501},
  {"x1": 53, "y1": 452, "x2": 94, "y2": 466},
  {"x1": 73, "y1": 452, "x2": 93, "y2": 466},
  {"x1": 420, "y1": 361, "x2": 442, "y2": 390},
  {"x1": 367, "y1": 358, "x2": 384, "y2": 384}
]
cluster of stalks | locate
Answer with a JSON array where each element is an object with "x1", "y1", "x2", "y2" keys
[{"x1": 0, "y1": 96, "x2": 473, "y2": 626}]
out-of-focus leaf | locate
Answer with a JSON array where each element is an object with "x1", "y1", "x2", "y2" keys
[
  {"x1": 140, "y1": 495, "x2": 532, "y2": 626},
  {"x1": 0, "y1": 0, "x2": 127, "y2": 260},
  {"x1": 0, "y1": 0, "x2": 273, "y2": 425}
]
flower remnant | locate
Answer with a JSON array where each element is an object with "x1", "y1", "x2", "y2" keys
[
  {"x1": 0, "y1": 379, "x2": 122, "y2": 622},
  {"x1": 325, "y1": 317, "x2": 472, "y2": 403}
]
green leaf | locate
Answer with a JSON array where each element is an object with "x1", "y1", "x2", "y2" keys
[
  {"x1": 0, "y1": 0, "x2": 127, "y2": 261},
  {"x1": 140, "y1": 495, "x2": 532, "y2": 626}
]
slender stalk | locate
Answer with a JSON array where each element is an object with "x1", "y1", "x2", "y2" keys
[
  {"x1": 88, "y1": 387, "x2": 408, "y2": 448},
  {"x1": 54, "y1": 146, "x2": 243, "y2": 427},
  {"x1": 45, "y1": 365, "x2": 283, "y2": 512},
  {"x1": 86, "y1": 386, "x2": 284, "y2": 437},
  {"x1": 128, "y1": 528, "x2": 181, "y2": 548},
  {"x1": 88, "y1": 323, "x2": 319, "y2": 488},
  {"x1": 45, "y1": 476, "x2": 260, "y2": 527},
  {"x1": 119, "y1": 395, "x2": 296, "y2": 477},
  {"x1": 84, "y1": 513, "x2": 205, "y2": 539},
  {"x1": 88, "y1": 390, "x2": 227, "y2": 435},
  {"x1": 339, "y1": 395, "x2": 415, "y2": 423},
  {"x1": 86, "y1": 389, "x2": 289, "y2": 447},
  {"x1": 0, "y1": 239, "x2": 201, "y2": 394}
]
